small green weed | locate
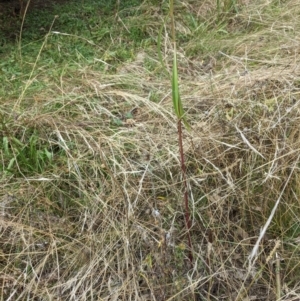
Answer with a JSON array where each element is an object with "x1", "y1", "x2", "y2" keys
[{"x1": 0, "y1": 126, "x2": 53, "y2": 176}]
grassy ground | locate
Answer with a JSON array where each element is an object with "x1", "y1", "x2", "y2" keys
[{"x1": 1, "y1": 0, "x2": 300, "y2": 300}]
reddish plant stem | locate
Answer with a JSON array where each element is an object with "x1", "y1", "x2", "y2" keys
[{"x1": 177, "y1": 119, "x2": 193, "y2": 266}]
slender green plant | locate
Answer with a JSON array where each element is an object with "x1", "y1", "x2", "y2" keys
[
  {"x1": 168, "y1": 0, "x2": 193, "y2": 266},
  {"x1": 217, "y1": 0, "x2": 238, "y2": 20}
]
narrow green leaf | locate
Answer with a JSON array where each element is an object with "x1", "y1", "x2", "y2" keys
[
  {"x1": 12, "y1": 137, "x2": 24, "y2": 147},
  {"x1": 171, "y1": 48, "x2": 190, "y2": 130},
  {"x1": 3, "y1": 137, "x2": 9, "y2": 155},
  {"x1": 172, "y1": 51, "x2": 180, "y2": 118},
  {"x1": 7, "y1": 157, "x2": 16, "y2": 171}
]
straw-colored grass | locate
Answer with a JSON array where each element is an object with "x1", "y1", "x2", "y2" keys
[{"x1": 1, "y1": 0, "x2": 300, "y2": 300}]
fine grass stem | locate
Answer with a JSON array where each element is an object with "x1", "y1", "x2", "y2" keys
[{"x1": 275, "y1": 252, "x2": 281, "y2": 301}]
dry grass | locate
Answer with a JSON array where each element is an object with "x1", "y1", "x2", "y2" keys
[{"x1": 1, "y1": 0, "x2": 300, "y2": 300}]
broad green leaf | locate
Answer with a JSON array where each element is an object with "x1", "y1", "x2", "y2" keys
[{"x1": 44, "y1": 149, "x2": 53, "y2": 161}]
